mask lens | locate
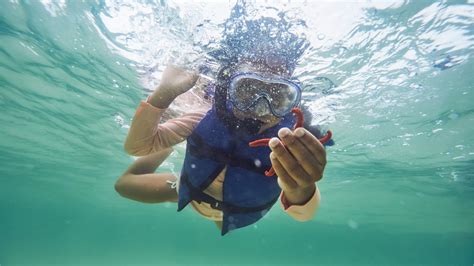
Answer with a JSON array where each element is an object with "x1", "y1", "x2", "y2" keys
[
  {"x1": 267, "y1": 83, "x2": 298, "y2": 115},
  {"x1": 231, "y1": 78, "x2": 266, "y2": 110},
  {"x1": 229, "y1": 73, "x2": 300, "y2": 116}
]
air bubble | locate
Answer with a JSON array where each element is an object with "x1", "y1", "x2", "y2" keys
[
  {"x1": 348, "y1": 219, "x2": 358, "y2": 229},
  {"x1": 228, "y1": 224, "x2": 236, "y2": 230},
  {"x1": 254, "y1": 159, "x2": 262, "y2": 167},
  {"x1": 448, "y1": 113, "x2": 459, "y2": 120}
]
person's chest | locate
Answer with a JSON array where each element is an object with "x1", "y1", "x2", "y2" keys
[{"x1": 201, "y1": 166, "x2": 227, "y2": 201}]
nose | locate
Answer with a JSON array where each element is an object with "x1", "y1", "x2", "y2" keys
[{"x1": 252, "y1": 98, "x2": 271, "y2": 116}]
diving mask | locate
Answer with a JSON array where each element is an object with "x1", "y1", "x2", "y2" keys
[{"x1": 228, "y1": 72, "x2": 302, "y2": 117}]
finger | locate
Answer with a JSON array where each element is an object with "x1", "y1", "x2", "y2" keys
[
  {"x1": 294, "y1": 128, "x2": 327, "y2": 166},
  {"x1": 269, "y1": 152, "x2": 298, "y2": 191},
  {"x1": 278, "y1": 128, "x2": 323, "y2": 180},
  {"x1": 269, "y1": 137, "x2": 313, "y2": 187}
]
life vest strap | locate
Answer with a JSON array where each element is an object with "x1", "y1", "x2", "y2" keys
[{"x1": 181, "y1": 173, "x2": 279, "y2": 214}]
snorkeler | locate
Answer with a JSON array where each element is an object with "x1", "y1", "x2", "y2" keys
[{"x1": 116, "y1": 57, "x2": 331, "y2": 235}]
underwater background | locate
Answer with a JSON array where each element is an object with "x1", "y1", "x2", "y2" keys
[{"x1": 1, "y1": 0, "x2": 473, "y2": 265}]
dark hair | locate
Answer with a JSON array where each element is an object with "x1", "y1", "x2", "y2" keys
[
  {"x1": 208, "y1": 2, "x2": 309, "y2": 76},
  {"x1": 214, "y1": 65, "x2": 233, "y2": 119},
  {"x1": 207, "y1": 2, "x2": 333, "y2": 140}
]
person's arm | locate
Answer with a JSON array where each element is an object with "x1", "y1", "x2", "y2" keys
[
  {"x1": 279, "y1": 184, "x2": 321, "y2": 221},
  {"x1": 115, "y1": 148, "x2": 179, "y2": 204},
  {"x1": 124, "y1": 66, "x2": 206, "y2": 156},
  {"x1": 269, "y1": 127, "x2": 327, "y2": 222},
  {"x1": 124, "y1": 101, "x2": 206, "y2": 156}
]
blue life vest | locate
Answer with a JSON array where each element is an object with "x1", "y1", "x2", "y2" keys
[{"x1": 177, "y1": 107, "x2": 295, "y2": 235}]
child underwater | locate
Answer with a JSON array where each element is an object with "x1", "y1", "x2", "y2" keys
[
  {"x1": 115, "y1": 56, "x2": 333, "y2": 235},
  {"x1": 114, "y1": 0, "x2": 341, "y2": 235}
]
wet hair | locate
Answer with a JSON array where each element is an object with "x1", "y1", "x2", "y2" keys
[
  {"x1": 208, "y1": 1, "x2": 309, "y2": 75},
  {"x1": 208, "y1": 2, "x2": 330, "y2": 138}
]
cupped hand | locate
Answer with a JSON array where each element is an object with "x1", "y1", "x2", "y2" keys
[{"x1": 269, "y1": 127, "x2": 326, "y2": 205}]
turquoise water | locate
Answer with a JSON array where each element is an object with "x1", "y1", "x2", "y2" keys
[{"x1": 1, "y1": 0, "x2": 473, "y2": 265}]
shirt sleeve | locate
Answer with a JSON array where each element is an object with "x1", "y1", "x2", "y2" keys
[
  {"x1": 124, "y1": 99, "x2": 207, "y2": 156},
  {"x1": 279, "y1": 185, "x2": 321, "y2": 222}
]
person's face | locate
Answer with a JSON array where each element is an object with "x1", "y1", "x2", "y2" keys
[{"x1": 230, "y1": 61, "x2": 290, "y2": 124}]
